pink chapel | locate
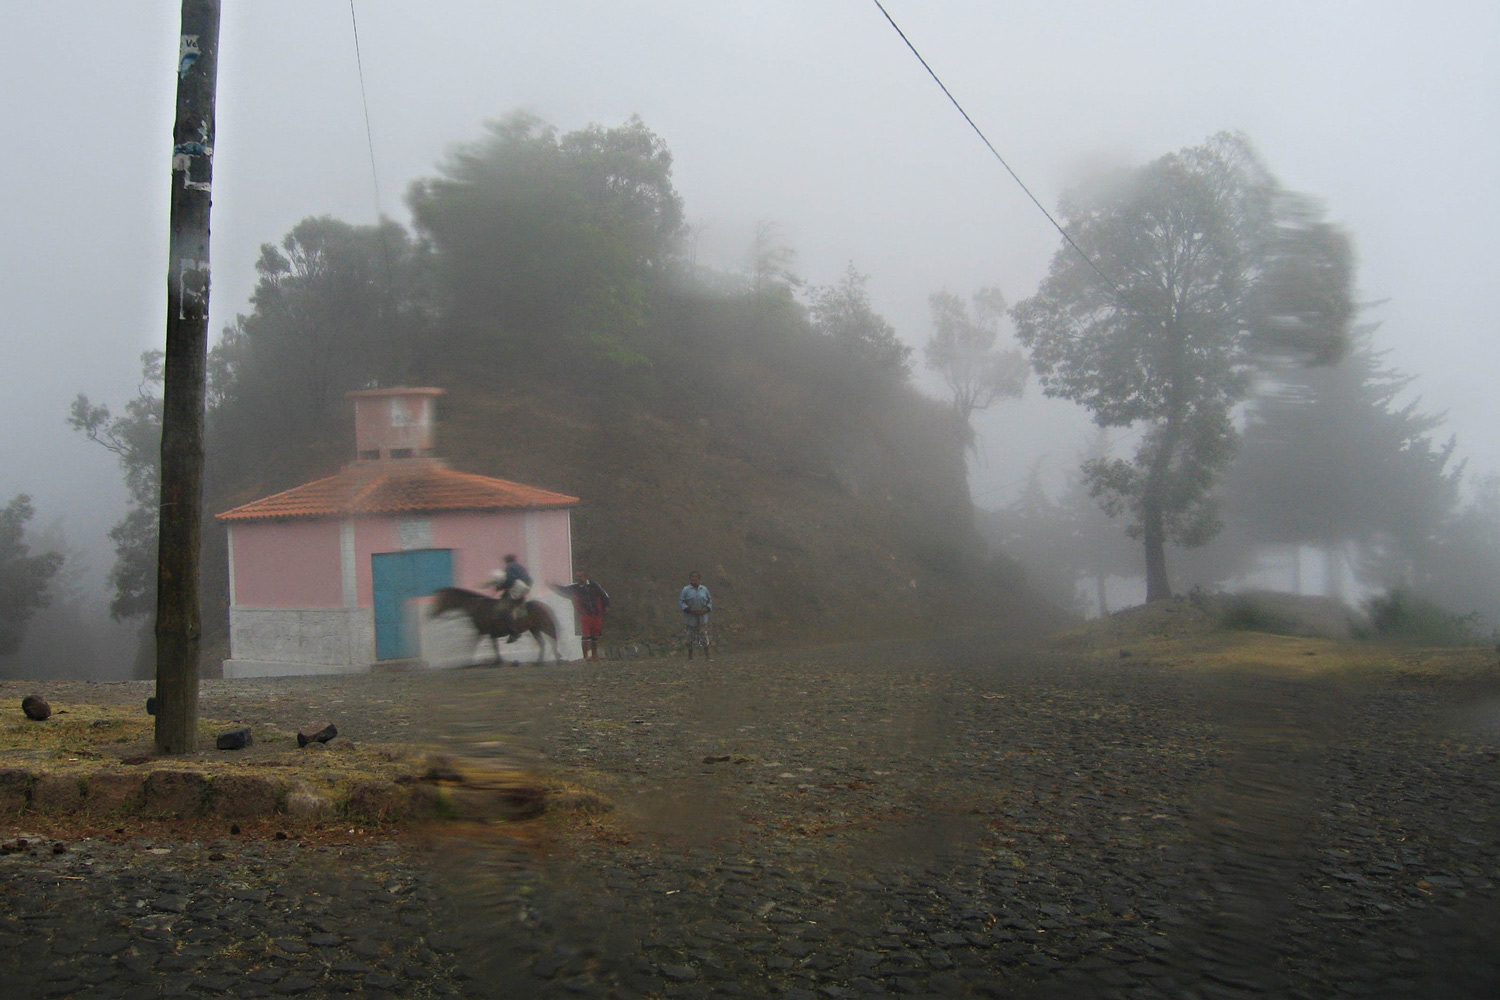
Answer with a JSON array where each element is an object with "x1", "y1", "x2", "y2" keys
[{"x1": 216, "y1": 387, "x2": 581, "y2": 677}]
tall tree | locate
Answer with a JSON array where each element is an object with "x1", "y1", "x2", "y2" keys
[
  {"x1": 1412, "y1": 476, "x2": 1500, "y2": 633},
  {"x1": 982, "y1": 435, "x2": 1143, "y2": 616},
  {"x1": 1014, "y1": 132, "x2": 1354, "y2": 600},
  {"x1": 1228, "y1": 320, "x2": 1459, "y2": 597},
  {"x1": 923, "y1": 286, "x2": 1028, "y2": 441},
  {"x1": 0, "y1": 495, "x2": 63, "y2": 656},
  {"x1": 748, "y1": 220, "x2": 802, "y2": 300},
  {"x1": 408, "y1": 113, "x2": 684, "y2": 378},
  {"x1": 808, "y1": 264, "x2": 911, "y2": 379},
  {"x1": 70, "y1": 353, "x2": 164, "y2": 621}
]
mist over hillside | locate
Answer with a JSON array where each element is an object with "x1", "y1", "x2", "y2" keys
[
  {"x1": 46, "y1": 114, "x2": 1063, "y2": 678},
  {"x1": 28, "y1": 111, "x2": 1500, "y2": 684}
]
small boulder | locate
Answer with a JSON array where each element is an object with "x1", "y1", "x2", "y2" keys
[
  {"x1": 21, "y1": 695, "x2": 51, "y2": 721},
  {"x1": 297, "y1": 722, "x2": 337, "y2": 748},
  {"x1": 215, "y1": 727, "x2": 253, "y2": 751}
]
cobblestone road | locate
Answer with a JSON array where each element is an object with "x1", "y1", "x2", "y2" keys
[{"x1": 2, "y1": 634, "x2": 1497, "y2": 999}]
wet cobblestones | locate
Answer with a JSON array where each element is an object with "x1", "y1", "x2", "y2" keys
[{"x1": 2, "y1": 636, "x2": 1498, "y2": 998}]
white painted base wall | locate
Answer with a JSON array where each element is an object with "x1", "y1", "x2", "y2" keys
[
  {"x1": 224, "y1": 606, "x2": 373, "y2": 679},
  {"x1": 221, "y1": 658, "x2": 371, "y2": 679},
  {"x1": 223, "y1": 596, "x2": 582, "y2": 679}
]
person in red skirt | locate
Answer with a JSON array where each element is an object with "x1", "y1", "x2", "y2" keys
[{"x1": 551, "y1": 570, "x2": 611, "y2": 662}]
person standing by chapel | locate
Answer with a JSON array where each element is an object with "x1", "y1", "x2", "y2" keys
[
  {"x1": 679, "y1": 570, "x2": 713, "y2": 661},
  {"x1": 552, "y1": 570, "x2": 611, "y2": 662}
]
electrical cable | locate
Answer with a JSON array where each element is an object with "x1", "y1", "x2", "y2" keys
[
  {"x1": 348, "y1": 1, "x2": 399, "y2": 314},
  {"x1": 869, "y1": 0, "x2": 1125, "y2": 298},
  {"x1": 348, "y1": 0, "x2": 384, "y2": 220}
]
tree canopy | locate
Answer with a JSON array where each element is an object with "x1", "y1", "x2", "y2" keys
[
  {"x1": 207, "y1": 216, "x2": 432, "y2": 468},
  {"x1": 408, "y1": 113, "x2": 684, "y2": 378},
  {"x1": 1227, "y1": 320, "x2": 1459, "y2": 594},
  {"x1": 0, "y1": 494, "x2": 63, "y2": 655},
  {"x1": 1014, "y1": 132, "x2": 1354, "y2": 600},
  {"x1": 808, "y1": 264, "x2": 912, "y2": 380},
  {"x1": 923, "y1": 286, "x2": 1028, "y2": 440},
  {"x1": 70, "y1": 353, "x2": 164, "y2": 621}
]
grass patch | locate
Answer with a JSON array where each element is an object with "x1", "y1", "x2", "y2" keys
[
  {"x1": 0, "y1": 702, "x2": 427, "y2": 800},
  {"x1": 1052, "y1": 600, "x2": 1496, "y2": 681}
]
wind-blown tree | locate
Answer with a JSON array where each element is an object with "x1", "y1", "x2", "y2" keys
[
  {"x1": 924, "y1": 287, "x2": 1028, "y2": 442},
  {"x1": 70, "y1": 353, "x2": 164, "y2": 621},
  {"x1": 1014, "y1": 132, "x2": 1354, "y2": 601},
  {"x1": 408, "y1": 113, "x2": 684, "y2": 380},
  {"x1": 1227, "y1": 320, "x2": 1459, "y2": 597},
  {"x1": 808, "y1": 264, "x2": 911, "y2": 380},
  {"x1": 1410, "y1": 476, "x2": 1500, "y2": 633},
  {"x1": 0, "y1": 494, "x2": 63, "y2": 655}
]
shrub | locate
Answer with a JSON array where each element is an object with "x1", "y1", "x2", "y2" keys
[
  {"x1": 1217, "y1": 594, "x2": 1300, "y2": 636},
  {"x1": 1363, "y1": 589, "x2": 1482, "y2": 646}
]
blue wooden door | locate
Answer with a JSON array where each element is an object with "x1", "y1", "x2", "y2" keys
[{"x1": 372, "y1": 549, "x2": 453, "y2": 660}]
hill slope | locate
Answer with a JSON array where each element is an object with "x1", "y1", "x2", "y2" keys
[{"x1": 430, "y1": 375, "x2": 1065, "y2": 646}]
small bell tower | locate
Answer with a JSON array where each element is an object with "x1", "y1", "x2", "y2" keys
[{"x1": 346, "y1": 387, "x2": 446, "y2": 462}]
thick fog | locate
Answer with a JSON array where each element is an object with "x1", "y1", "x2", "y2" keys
[{"x1": 2, "y1": 1, "x2": 1497, "y2": 616}]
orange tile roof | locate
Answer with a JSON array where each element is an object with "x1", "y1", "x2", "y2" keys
[{"x1": 216, "y1": 461, "x2": 578, "y2": 522}]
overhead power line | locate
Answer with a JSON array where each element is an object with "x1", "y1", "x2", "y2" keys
[
  {"x1": 348, "y1": 0, "x2": 384, "y2": 220},
  {"x1": 348, "y1": 1, "x2": 397, "y2": 292},
  {"x1": 869, "y1": 0, "x2": 1122, "y2": 296}
]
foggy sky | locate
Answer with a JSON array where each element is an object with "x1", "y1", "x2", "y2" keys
[{"x1": 3, "y1": 1, "x2": 1497, "y2": 593}]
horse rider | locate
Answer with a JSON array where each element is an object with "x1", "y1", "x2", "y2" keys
[{"x1": 485, "y1": 554, "x2": 533, "y2": 636}]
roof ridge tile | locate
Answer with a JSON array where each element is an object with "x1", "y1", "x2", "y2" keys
[{"x1": 216, "y1": 463, "x2": 578, "y2": 522}]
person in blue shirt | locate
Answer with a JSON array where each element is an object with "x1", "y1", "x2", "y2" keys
[
  {"x1": 485, "y1": 554, "x2": 532, "y2": 634},
  {"x1": 679, "y1": 570, "x2": 713, "y2": 661}
]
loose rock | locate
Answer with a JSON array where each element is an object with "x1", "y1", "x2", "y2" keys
[
  {"x1": 297, "y1": 722, "x2": 338, "y2": 747},
  {"x1": 215, "y1": 727, "x2": 253, "y2": 751}
]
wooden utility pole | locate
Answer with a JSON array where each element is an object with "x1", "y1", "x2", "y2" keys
[{"x1": 156, "y1": 0, "x2": 220, "y2": 755}]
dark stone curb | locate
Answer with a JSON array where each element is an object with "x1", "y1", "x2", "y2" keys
[{"x1": 0, "y1": 758, "x2": 608, "y2": 825}]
